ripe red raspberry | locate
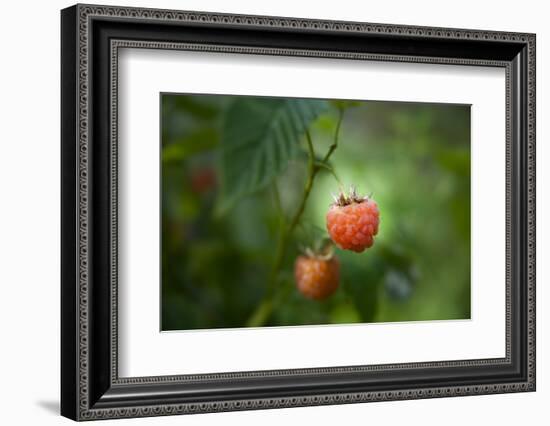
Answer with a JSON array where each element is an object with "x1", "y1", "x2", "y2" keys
[
  {"x1": 326, "y1": 188, "x2": 379, "y2": 253},
  {"x1": 294, "y1": 253, "x2": 340, "y2": 300}
]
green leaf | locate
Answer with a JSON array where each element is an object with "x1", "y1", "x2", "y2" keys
[
  {"x1": 330, "y1": 301, "x2": 362, "y2": 324},
  {"x1": 217, "y1": 98, "x2": 329, "y2": 214},
  {"x1": 435, "y1": 147, "x2": 470, "y2": 176},
  {"x1": 162, "y1": 128, "x2": 219, "y2": 163},
  {"x1": 345, "y1": 275, "x2": 380, "y2": 323},
  {"x1": 340, "y1": 253, "x2": 383, "y2": 322},
  {"x1": 165, "y1": 95, "x2": 221, "y2": 120}
]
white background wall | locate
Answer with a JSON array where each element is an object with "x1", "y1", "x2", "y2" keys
[{"x1": 0, "y1": 0, "x2": 547, "y2": 424}]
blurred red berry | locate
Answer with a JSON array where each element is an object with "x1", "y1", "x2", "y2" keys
[
  {"x1": 190, "y1": 167, "x2": 217, "y2": 193},
  {"x1": 326, "y1": 187, "x2": 379, "y2": 253},
  {"x1": 294, "y1": 253, "x2": 340, "y2": 300}
]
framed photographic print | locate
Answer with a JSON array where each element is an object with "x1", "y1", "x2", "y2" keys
[{"x1": 61, "y1": 3, "x2": 536, "y2": 421}]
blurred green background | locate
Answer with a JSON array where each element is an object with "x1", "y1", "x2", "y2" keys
[{"x1": 161, "y1": 94, "x2": 471, "y2": 331}]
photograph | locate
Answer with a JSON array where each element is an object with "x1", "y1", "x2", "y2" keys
[{"x1": 160, "y1": 94, "x2": 471, "y2": 331}]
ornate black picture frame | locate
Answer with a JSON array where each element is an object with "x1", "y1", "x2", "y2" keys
[{"x1": 61, "y1": 3, "x2": 536, "y2": 421}]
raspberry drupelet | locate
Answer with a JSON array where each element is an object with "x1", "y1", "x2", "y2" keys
[{"x1": 326, "y1": 187, "x2": 379, "y2": 253}]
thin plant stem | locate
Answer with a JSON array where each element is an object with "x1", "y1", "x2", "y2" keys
[{"x1": 322, "y1": 107, "x2": 344, "y2": 163}]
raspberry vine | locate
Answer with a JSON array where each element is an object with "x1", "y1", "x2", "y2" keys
[
  {"x1": 246, "y1": 105, "x2": 380, "y2": 327},
  {"x1": 246, "y1": 107, "x2": 345, "y2": 327}
]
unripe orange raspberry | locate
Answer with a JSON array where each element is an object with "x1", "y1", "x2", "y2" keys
[
  {"x1": 326, "y1": 188, "x2": 379, "y2": 253},
  {"x1": 294, "y1": 254, "x2": 340, "y2": 300}
]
